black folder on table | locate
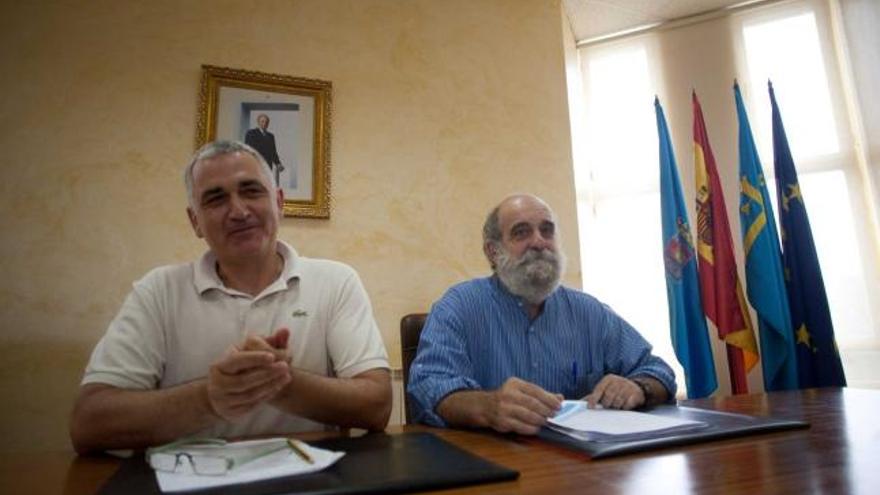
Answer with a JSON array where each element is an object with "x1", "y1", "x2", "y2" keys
[
  {"x1": 538, "y1": 404, "x2": 809, "y2": 459},
  {"x1": 97, "y1": 432, "x2": 518, "y2": 495}
]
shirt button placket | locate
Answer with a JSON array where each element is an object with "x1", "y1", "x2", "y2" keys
[
  {"x1": 526, "y1": 324, "x2": 539, "y2": 379},
  {"x1": 248, "y1": 299, "x2": 265, "y2": 336},
  {"x1": 238, "y1": 299, "x2": 249, "y2": 336}
]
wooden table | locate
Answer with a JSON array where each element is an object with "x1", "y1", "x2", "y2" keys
[{"x1": 2, "y1": 388, "x2": 877, "y2": 494}]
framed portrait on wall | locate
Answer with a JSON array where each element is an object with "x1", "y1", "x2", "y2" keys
[{"x1": 196, "y1": 65, "x2": 332, "y2": 218}]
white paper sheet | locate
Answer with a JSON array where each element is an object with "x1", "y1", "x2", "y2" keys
[
  {"x1": 547, "y1": 401, "x2": 706, "y2": 441},
  {"x1": 153, "y1": 438, "x2": 344, "y2": 493}
]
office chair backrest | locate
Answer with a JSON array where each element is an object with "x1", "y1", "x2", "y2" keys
[{"x1": 400, "y1": 313, "x2": 428, "y2": 424}]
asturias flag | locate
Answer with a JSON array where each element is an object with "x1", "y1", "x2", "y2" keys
[
  {"x1": 656, "y1": 97, "x2": 717, "y2": 398},
  {"x1": 692, "y1": 91, "x2": 760, "y2": 394},
  {"x1": 735, "y1": 82, "x2": 798, "y2": 391},
  {"x1": 769, "y1": 81, "x2": 846, "y2": 387}
]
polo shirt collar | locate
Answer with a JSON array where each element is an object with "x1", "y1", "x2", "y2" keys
[
  {"x1": 277, "y1": 240, "x2": 302, "y2": 282},
  {"x1": 193, "y1": 240, "x2": 301, "y2": 296}
]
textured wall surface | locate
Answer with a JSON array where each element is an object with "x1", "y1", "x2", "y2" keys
[{"x1": 0, "y1": 0, "x2": 580, "y2": 451}]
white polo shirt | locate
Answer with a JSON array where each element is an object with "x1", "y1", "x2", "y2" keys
[{"x1": 82, "y1": 241, "x2": 389, "y2": 438}]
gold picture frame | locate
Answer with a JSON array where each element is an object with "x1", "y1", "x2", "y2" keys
[{"x1": 196, "y1": 65, "x2": 332, "y2": 218}]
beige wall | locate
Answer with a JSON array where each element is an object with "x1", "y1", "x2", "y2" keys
[{"x1": 0, "y1": 0, "x2": 580, "y2": 452}]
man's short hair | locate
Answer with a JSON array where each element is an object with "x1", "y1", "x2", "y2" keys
[
  {"x1": 482, "y1": 206, "x2": 503, "y2": 245},
  {"x1": 482, "y1": 205, "x2": 503, "y2": 269},
  {"x1": 183, "y1": 140, "x2": 275, "y2": 207}
]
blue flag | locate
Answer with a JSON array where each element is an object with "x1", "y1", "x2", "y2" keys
[
  {"x1": 655, "y1": 98, "x2": 717, "y2": 398},
  {"x1": 769, "y1": 81, "x2": 846, "y2": 387},
  {"x1": 735, "y1": 83, "x2": 798, "y2": 391}
]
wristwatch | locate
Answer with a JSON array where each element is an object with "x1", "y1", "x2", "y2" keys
[{"x1": 631, "y1": 377, "x2": 654, "y2": 407}]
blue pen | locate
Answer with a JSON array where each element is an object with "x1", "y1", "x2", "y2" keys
[{"x1": 571, "y1": 361, "x2": 577, "y2": 388}]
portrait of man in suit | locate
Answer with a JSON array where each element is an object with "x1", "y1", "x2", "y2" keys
[
  {"x1": 245, "y1": 113, "x2": 285, "y2": 185},
  {"x1": 210, "y1": 79, "x2": 321, "y2": 211}
]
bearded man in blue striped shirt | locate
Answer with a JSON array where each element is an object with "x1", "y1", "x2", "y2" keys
[{"x1": 407, "y1": 194, "x2": 676, "y2": 434}]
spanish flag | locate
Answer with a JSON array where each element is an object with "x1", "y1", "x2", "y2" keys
[{"x1": 693, "y1": 91, "x2": 760, "y2": 394}]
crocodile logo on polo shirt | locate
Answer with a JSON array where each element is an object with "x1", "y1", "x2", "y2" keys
[{"x1": 291, "y1": 309, "x2": 308, "y2": 318}]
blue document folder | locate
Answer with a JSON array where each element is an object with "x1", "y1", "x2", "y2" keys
[{"x1": 538, "y1": 404, "x2": 808, "y2": 459}]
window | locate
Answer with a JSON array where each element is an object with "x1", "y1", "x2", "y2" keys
[
  {"x1": 742, "y1": 12, "x2": 839, "y2": 158},
  {"x1": 576, "y1": 37, "x2": 685, "y2": 387},
  {"x1": 573, "y1": 0, "x2": 880, "y2": 394},
  {"x1": 738, "y1": 3, "x2": 878, "y2": 349}
]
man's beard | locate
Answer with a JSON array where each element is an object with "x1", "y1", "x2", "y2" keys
[{"x1": 495, "y1": 245, "x2": 566, "y2": 304}]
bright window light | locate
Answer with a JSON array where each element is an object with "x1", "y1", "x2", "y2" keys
[
  {"x1": 572, "y1": 2, "x2": 879, "y2": 395},
  {"x1": 743, "y1": 12, "x2": 839, "y2": 159},
  {"x1": 746, "y1": 7, "x2": 875, "y2": 353},
  {"x1": 768, "y1": 171, "x2": 876, "y2": 345},
  {"x1": 578, "y1": 40, "x2": 684, "y2": 387},
  {"x1": 584, "y1": 46, "x2": 658, "y2": 196},
  {"x1": 579, "y1": 191, "x2": 685, "y2": 386}
]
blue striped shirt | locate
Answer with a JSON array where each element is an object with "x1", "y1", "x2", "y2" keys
[{"x1": 407, "y1": 276, "x2": 677, "y2": 426}]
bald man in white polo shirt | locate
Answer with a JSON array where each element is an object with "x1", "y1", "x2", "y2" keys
[{"x1": 70, "y1": 141, "x2": 391, "y2": 454}]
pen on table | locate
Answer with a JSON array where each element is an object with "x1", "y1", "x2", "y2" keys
[{"x1": 287, "y1": 438, "x2": 314, "y2": 464}]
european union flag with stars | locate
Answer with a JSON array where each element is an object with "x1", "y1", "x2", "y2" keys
[
  {"x1": 769, "y1": 81, "x2": 846, "y2": 387},
  {"x1": 735, "y1": 82, "x2": 798, "y2": 391}
]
